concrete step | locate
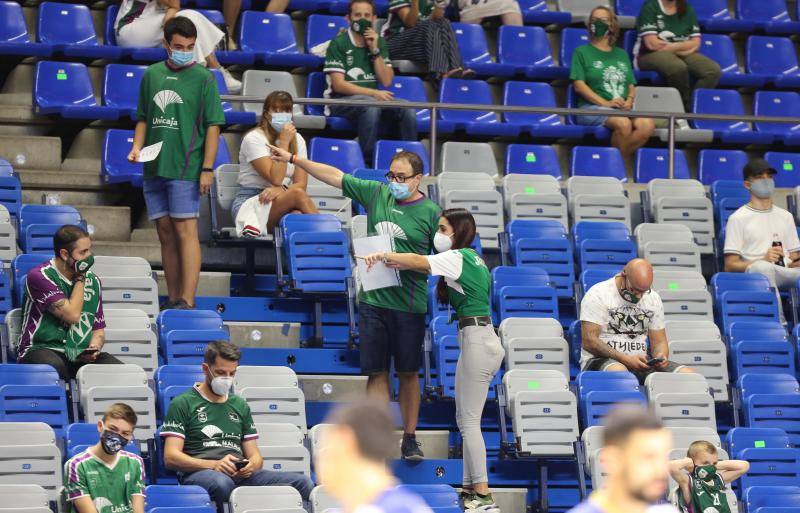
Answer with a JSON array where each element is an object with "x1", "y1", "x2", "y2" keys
[
  {"x1": 92, "y1": 240, "x2": 162, "y2": 264},
  {"x1": 456, "y1": 488, "x2": 528, "y2": 513},
  {"x1": 77, "y1": 205, "x2": 131, "y2": 242},
  {"x1": 155, "y1": 270, "x2": 231, "y2": 298},
  {"x1": 93, "y1": 240, "x2": 275, "y2": 269},
  {"x1": 23, "y1": 189, "x2": 122, "y2": 207},
  {"x1": 299, "y1": 375, "x2": 367, "y2": 402},
  {"x1": 227, "y1": 321, "x2": 300, "y2": 348},
  {"x1": 61, "y1": 158, "x2": 101, "y2": 173},
  {"x1": 394, "y1": 430, "x2": 450, "y2": 459},
  {"x1": 0, "y1": 134, "x2": 62, "y2": 170},
  {"x1": 131, "y1": 228, "x2": 159, "y2": 243},
  {"x1": 17, "y1": 168, "x2": 105, "y2": 190}
]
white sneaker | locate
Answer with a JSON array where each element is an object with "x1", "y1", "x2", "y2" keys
[
  {"x1": 676, "y1": 118, "x2": 690, "y2": 130},
  {"x1": 220, "y1": 67, "x2": 241, "y2": 94},
  {"x1": 463, "y1": 494, "x2": 500, "y2": 513}
]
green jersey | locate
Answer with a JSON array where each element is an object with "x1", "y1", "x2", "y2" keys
[
  {"x1": 384, "y1": 0, "x2": 434, "y2": 38},
  {"x1": 676, "y1": 473, "x2": 731, "y2": 513},
  {"x1": 569, "y1": 44, "x2": 636, "y2": 106},
  {"x1": 161, "y1": 384, "x2": 258, "y2": 460},
  {"x1": 342, "y1": 174, "x2": 440, "y2": 314},
  {"x1": 635, "y1": 0, "x2": 700, "y2": 60},
  {"x1": 427, "y1": 248, "x2": 491, "y2": 318},
  {"x1": 136, "y1": 61, "x2": 226, "y2": 181},
  {"x1": 64, "y1": 449, "x2": 145, "y2": 513},
  {"x1": 323, "y1": 29, "x2": 391, "y2": 101}
]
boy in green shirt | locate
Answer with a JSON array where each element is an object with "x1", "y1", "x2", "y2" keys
[
  {"x1": 128, "y1": 16, "x2": 225, "y2": 311},
  {"x1": 670, "y1": 440, "x2": 749, "y2": 513}
]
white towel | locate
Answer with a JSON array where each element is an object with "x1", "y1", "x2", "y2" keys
[{"x1": 235, "y1": 194, "x2": 272, "y2": 239}]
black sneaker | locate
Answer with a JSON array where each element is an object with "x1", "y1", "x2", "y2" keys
[
  {"x1": 401, "y1": 434, "x2": 424, "y2": 461},
  {"x1": 172, "y1": 299, "x2": 194, "y2": 310},
  {"x1": 159, "y1": 300, "x2": 177, "y2": 311}
]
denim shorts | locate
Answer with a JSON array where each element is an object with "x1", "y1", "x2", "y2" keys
[
  {"x1": 230, "y1": 186, "x2": 263, "y2": 221},
  {"x1": 574, "y1": 104, "x2": 614, "y2": 127},
  {"x1": 143, "y1": 177, "x2": 200, "y2": 220},
  {"x1": 358, "y1": 302, "x2": 426, "y2": 374}
]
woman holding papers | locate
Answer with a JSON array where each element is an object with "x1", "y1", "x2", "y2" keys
[{"x1": 362, "y1": 208, "x2": 504, "y2": 513}]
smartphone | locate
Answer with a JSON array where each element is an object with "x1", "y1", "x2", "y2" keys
[
  {"x1": 646, "y1": 357, "x2": 664, "y2": 366},
  {"x1": 81, "y1": 347, "x2": 99, "y2": 355},
  {"x1": 234, "y1": 459, "x2": 249, "y2": 471}
]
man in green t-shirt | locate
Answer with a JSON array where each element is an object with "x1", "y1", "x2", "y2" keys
[
  {"x1": 162, "y1": 341, "x2": 313, "y2": 513},
  {"x1": 128, "y1": 16, "x2": 226, "y2": 311},
  {"x1": 634, "y1": 0, "x2": 720, "y2": 110},
  {"x1": 267, "y1": 145, "x2": 439, "y2": 461},
  {"x1": 324, "y1": 0, "x2": 416, "y2": 163},
  {"x1": 64, "y1": 403, "x2": 146, "y2": 513}
]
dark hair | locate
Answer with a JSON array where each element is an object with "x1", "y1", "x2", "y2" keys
[
  {"x1": 326, "y1": 402, "x2": 397, "y2": 462},
  {"x1": 602, "y1": 405, "x2": 663, "y2": 447},
  {"x1": 53, "y1": 225, "x2": 90, "y2": 258},
  {"x1": 164, "y1": 16, "x2": 198, "y2": 44},
  {"x1": 348, "y1": 0, "x2": 375, "y2": 16},
  {"x1": 390, "y1": 150, "x2": 424, "y2": 176},
  {"x1": 204, "y1": 340, "x2": 241, "y2": 365},
  {"x1": 435, "y1": 208, "x2": 477, "y2": 305},
  {"x1": 253, "y1": 90, "x2": 298, "y2": 155},
  {"x1": 103, "y1": 402, "x2": 138, "y2": 426}
]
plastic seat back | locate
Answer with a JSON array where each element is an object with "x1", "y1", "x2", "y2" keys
[
  {"x1": 765, "y1": 152, "x2": 800, "y2": 188},
  {"x1": 747, "y1": 35, "x2": 799, "y2": 76},
  {"x1": 439, "y1": 78, "x2": 498, "y2": 124},
  {"x1": 451, "y1": 23, "x2": 493, "y2": 65},
  {"x1": 37, "y1": 2, "x2": 99, "y2": 46},
  {"x1": 309, "y1": 137, "x2": 365, "y2": 173},
  {"x1": 698, "y1": 150, "x2": 749, "y2": 185},
  {"x1": 503, "y1": 81, "x2": 562, "y2": 126},
  {"x1": 505, "y1": 144, "x2": 561, "y2": 177},
  {"x1": 635, "y1": 148, "x2": 690, "y2": 182},
  {"x1": 692, "y1": 89, "x2": 750, "y2": 132},
  {"x1": 498, "y1": 25, "x2": 554, "y2": 68},
  {"x1": 240, "y1": 12, "x2": 299, "y2": 55},
  {"x1": 103, "y1": 64, "x2": 146, "y2": 111},
  {"x1": 103, "y1": 129, "x2": 143, "y2": 185},
  {"x1": 699, "y1": 33, "x2": 740, "y2": 74},
  {"x1": 754, "y1": 91, "x2": 800, "y2": 136},
  {"x1": 559, "y1": 27, "x2": 589, "y2": 66},
  {"x1": 34, "y1": 61, "x2": 97, "y2": 112},
  {"x1": 571, "y1": 146, "x2": 626, "y2": 181},
  {"x1": 738, "y1": 0, "x2": 793, "y2": 24},
  {"x1": 305, "y1": 15, "x2": 348, "y2": 53},
  {"x1": 374, "y1": 140, "x2": 429, "y2": 174}
]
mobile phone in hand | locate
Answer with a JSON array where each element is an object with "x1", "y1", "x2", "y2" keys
[
  {"x1": 646, "y1": 357, "x2": 664, "y2": 366},
  {"x1": 82, "y1": 347, "x2": 99, "y2": 355},
  {"x1": 234, "y1": 459, "x2": 249, "y2": 471}
]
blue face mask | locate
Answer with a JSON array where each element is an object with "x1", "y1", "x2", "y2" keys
[
  {"x1": 170, "y1": 49, "x2": 194, "y2": 67},
  {"x1": 750, "y1": 177, "x2": 775, "y2": 199},
  {"x1": 270, "y1": 112, "x2": 293, "y2": 132},
  {"x1": 389, "y1": 181, "x2": 412, "y2": 201}
]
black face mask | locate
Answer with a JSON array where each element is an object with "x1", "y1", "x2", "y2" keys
[{"x1": 100, "y1": 429, "x2": 129, "y2": 455}]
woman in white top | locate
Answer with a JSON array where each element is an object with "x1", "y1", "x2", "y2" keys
[
  {"x1": 232, "y1": 90, "x2": 318, "y2": 233},
  {"x1": 114, "y1": 0, "x2": 241, "y2": 92}
]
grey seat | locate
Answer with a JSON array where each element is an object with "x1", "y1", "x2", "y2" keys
[
  {"x1": 668, "y1": 426, "x2": 722, "y2": 450},
  {"x1": 659, "y1": 289, "x2": 714, "y2": 320},
  {"x1": 438, "y1": 172, "x2": 504, "y2": 249},
  {"x1": 669, "y1": 339, "x2": 729, "y2": 402},
  {"x1": 504, "y1": 337, "x2": 570, "y2": 379},
  {"x1": 503, "y1": 174, "x2": 568, "y2": 229},
  {"x1": 239, "y1": 386, "x2": 307, "y2": 433},
  {"x1": 441, "y1": 142, "x2": 499, "y2": 176},
  {"x1": 636, "y1": 223, "x2": 702, "y2": 272},
  {"x1": 664, "y1": 320, "x2": 721, "y2": 343},
  {"x1": 0, "y1": 423, "x2": 62, "y2": 503},
  {"x1": 652, "y1": 270, "x2": 707, "y2": 294},
  {"x1": 557, "y1": 0, "x2": 610, "y2": 22},
  {"x1": 2, "y1": 308, "x2": 21, "y2": 358},
  {"x1": 307, "y1": 184, "x2": 352, "y2": 229},
  {"x1": 230, "y1": 486, "x2": 304, "y2": 513},
  {"x1": 649, "y1": 179, "x2": 715, "y2": 254},
  {"x1": 92, "y1": 256, "x2": 152, "y2": 279},
  {"x1": 581, "y1": 425, "x2": 606, "y2": 487},
  {"x1": 100, "y1": 276, "x2": 159, "y2": 321},
  {"x1": 499, "y1": 317, "x2": 563, "y2": 341},
  {"x1": 310, "y1": 485, "x2": 341, "y2": 513},
  {"x1": 234, "y1": 366, "x2": 299, "y2": 390},
  {"x1": 566, "y1": 176, "x2": 631, "y2": 229},
  {"x1": 0, "y1": 484, "x2": 49, "y2": 510},
  {"x1": 308, "y1": 423, "x2": 333, "y2": 461},
  {"x1": 351, "y1": 214, "x2": 368, "y2": 240},
  {"x1": 633, "y1": 87, "x2": 714, "y2": 143},
  {"x1": 103, "y1": 327, "x2": 158, "y2": 379},
  {"x1": 103, "y1": 308, "x2": 152, "y2": 331},
  {"x1": 634, "y1": 223, "x2": 694, "y2": 251},
  {"x1": 254, "y1": 424, "x2": 311, "y2": 476},
  {"x1": 241, "y1": 70, "x2": 325, "y2": 130},
  {"x1": 646, "y1": 373, "x2": 716, "y2": 429},
  {"x1": 0, "y1": 222, "x2": 17, "y2": 267}
]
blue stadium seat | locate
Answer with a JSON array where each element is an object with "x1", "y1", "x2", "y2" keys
[
  {"x1": 305, "y1": 15, "x2": 348, "y2": 56},
  {"x1": 239, "y1": 12, "x2": 320, "y2": 68},
  {"x1": 209, "y1": 69, "x2": 257, "y2": 125},
  {"x1": 505, "y1": 144, "x2": 562, "y2": 178},
  {"x1": 38, "y1": 2, "x2": 123, "y2": 59},
  {"x1": 0, "y1": 1, "x2": 52, "y2": 56},
  {"x1": 451, "y1": 23, "x2": 514, "y2": 77},
  {"x1": 374, "y1": 140, "x2": 429, "y2": 174},
  {"x1": 698, "y1": 150, "x2": 749, "y2": 185},
  {"x1": 572, "y1": 221, "x2": 630, "y2": 246},
  {"x1": 693, "y1": 0, "x2": 755, "y2": 33},
  {"x1": 738, "y1": 374, "x2": 800, "y2": 447},
  {"x1": 507, "y1": 219, "x2": 566, "y2": 243},
  {"x1": 579, "y1": 269, "x2": 617, "y2": 298},
  {"x1": 620, "y1": 31, "x2": 660, "y2": 83},
  {"x1": 728, "y1": 320, "x2": 788, "y2": 347},
  {"x1": 577, "y1": 370, "x2": 645, "y2": 427},
  {"x1": 710, "y1": 180, "x2": 748, "y2": 238},
  {"x1": 503, "y1": 81, "x2": 589, "y2": 139},
  {"x1": 309, "y1": 137, "x2": 365, "y2": 173},
  {"x1": 103, "y1": 129, "x2": 144, "y2": 187},
  {"x1": 34, "y1": 61, "x2": 121, "y2": 120},
  {"x1": 719, "y1": 291, "x2": 780, "y2": 333},
  {"x1": 739, "y1": 448, "x2": 800, "y2": 489},
  {"x1": 0, "y1": 175, "x2": 22, "y2": 220},
  {"x1": 491, "y1": 265, "x2": 552, "y2": 319},
  {"x1": 738, "y1": 0, "x2": 800, "y2": 35},
  {"x1": 578, "y1": 239, "x2": 636, "y2": 272},
  {"x1": 571, "y1": 146, "x2": 626, "y2": 181},
  {"x1": 0, "y1": 273, "x2": 13, "y2": 318},
  {"x1": 0, "y1": 383, "x2": 68, "y2": 439},
  {"x1": 516, "y1": 0, "x2": 572, "y2": 24},
  {"x1": 19, "y1": 204, "x2": 82, "y2": 253},
  {"x1": 162, "y1": 328, "x2": 230, "y2": 365},
  {"x1": 746, "y1": 36, "x2": 800, "y2": 89},
  {"x1": 565, "y1": 84, "x2": 613, "y2": 139},
  {"x1": 351, "y1": 168, "x2": 388, "y2": 184},
  {"x1": 765, "y1": 152, "x2": 800, "y2": 187},
  {"x1": 496, "y1": 285, "x2": 558, "y2": 321},
  {"x1": 12, "y1": 253, "x2": 50, "y2": 305},
  {"x1": 615, "y1": 0, "x2": 644, "y2": 16},
  {"x1": 699, "y1": 33, "x2": 765, "y2": 88},
  {"x1": 103, "y1": 64, "x2": 146, "y2": 121},
  {"x1": 0, "y1": 364, "x2": 60, "y2": 385},
  {"x1": 439, "y1": 79, "x2": 518, "y2": 136},
  {"x1": 66, "y1": 423, "x2": 141, "y2": 458},
  {"x1": 396, "y1": 485, "x2": 460, "y2": 513},
  {"x1": 380, "y1": 75, "x2": 431, "y2": 132},
  {"x1": 732, "y1": 340, "x2": 796, "y2": 379},
  {"x1": 214, "y1": 135, "x2": 232, "y2": 169},
  {"x1": 711, "y1": 272, "x2": 772, "y2": 303},
  {"x1": 497, "y1": 26, "x2": 568, "y2": 80},
  {"x1": 154, "y1": 364, "x2": 206, "y2": 418},
  {"x1": 753, "y1": 91, "x2": 800, "y2": 146},
  {"x1": 279, "y1": 213, "x2": 351, "y2": 293},
  {"x1": 305, "y1": 72, "x2": 354, "y2": 131},
  {"x1": 507, "y1": 219, "x2": 574, "y2": 298},
  {"x1": 104, "y1": 4, "x2": 166, "y2": 62},
  {"x1": 157, "y1": 309, "x2": 224, "y2": 342},
  {"x1": 691, "y1": 89, "x2": 774, "y2": 144},
  {"x1": 560, "y1": 28, "x2": 590, "y2": 70},
  {"x1": 435, "y1": 333, "x2": 459, "y2": 397},
  {"x1": 144, "y1": 485, "x2": 212, "y2": 511},
  {"x1": 634, "y1": 148, "x2": 690, "y2": 182},
  {"x1": 0, "y1": 159, "x2": 11, "y2": 177},
  {"x1": 744, "y1": 486, "x2": 800, "y2": 513},
  {"x1": 727, "y1": 427, "x2": 791, "y2": 459},
  {"x1": 576, "y1": 370, "x2": 639, "y2": 402}
]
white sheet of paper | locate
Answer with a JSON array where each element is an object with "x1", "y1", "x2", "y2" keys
[
  {"x1": 137, "y1": 141, "x2": 163, "y2": 162},
  {"x1": 353, "y1": 234, "x2": 401, "y2": 292}
]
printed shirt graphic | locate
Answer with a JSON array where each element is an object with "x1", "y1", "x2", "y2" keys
[
  {"x1": 323, "y1": 29, "x2": 391, "y2": 107},
  {"x1": 354, "y1": 487, "x2": 435, "y2": 513},
  {"x1": 136, "y1": 61, "x2": 225, "y2": 182},
  {"x1": 160, "y1": 384, "x2": 258, "y2": 460},
  {"x1": 63, "y1": 449, "x2": 146, "y2": 513},
  {"x1": 579, "y1": 277, "x2": 665, "y2": 367},
  {"x1": 17, "y1": 261, "x2": 105, "y2": 361},
  {"x1": 427, "y1": 248, "x2": 491, "y2": 317},
  {"x1": 342, "y1": 174, "x2": 440, "y2": 314},
  {"x1": 676, "y1": 474, "x2": 730, "y2": 513},
  {"x1": 723, "y1": 204, "x2": 800, "y2": 265},
  {"x1": 570, "y1": 45, "x2": 636, "y2": 106},
  {"x1": 635, "y1": 0, "x2": 700, "y2": 60},
  {"x1": 384, "y1": 0, "x2": 434, "y2": 38}
]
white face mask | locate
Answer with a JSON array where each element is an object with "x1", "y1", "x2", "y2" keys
[
  {"x1": 434, "y1": 232, "x2": 453, "y2": 253},
  {"x1": 210, "y1": 375, "x2": 234, "y2": 396}
]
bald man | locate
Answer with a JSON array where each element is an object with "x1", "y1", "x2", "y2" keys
[{"x1": 580, "y1": 258, "x2": 694, "y2": 382}]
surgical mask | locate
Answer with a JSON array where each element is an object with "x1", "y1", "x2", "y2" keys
[
  {"x1": 351, "y1": 18, "x2": 372, "y2": 35},
  {"x1": 389, "y1": 181, "x2": 412, "y2": 201},
  {"x1": 170, "y1": 48, "x2": 195, "y2": 67},
  {"x1": 434, "y1": 232, "x2": 453, "y2": 253},
  {"x1": 210, "y1": 375, "x2": 233, "y2": 396},
  {"x1": 100, "y1": 426, "x2": 128, "y2": 455},
  {"x1": 270, "y1": 112, "x2": 292, "y2": 132},
  {"x1": 589, "y1": 19, "x2": 610, "y2": 38},
  {"x1": 694, "y1": 464, "x2": 717, "y2": 481},
  {"x1": 750, "y1": 177, "x2": 775, "y2": 199},
  {"x1": 71, "y1": 254, "x2": 94, "y2": 274}
]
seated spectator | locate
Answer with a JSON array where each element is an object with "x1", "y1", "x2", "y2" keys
[
  {"x1": 325, "y1": 0, "x2": 417, "y2": 163},
  {"x1": 114, "y1": 0, "x2": 241, "y2": 92},
  {"x1": 571, "y1": 6, "x2": 654, "y2": 158},
  {"x1": 724, "y1": 158, "x2": 800, "y2": 324},
  {"x1": 232, "y1": 91, "x2": 318, "y2": 237},
  {"x1": 457, "y1": 0, "x2": 522, "y2": 26},
  {"x1": 64, "y1": 403, "x2": 146, "y2": 513},
  {"x1": 634, "y1": 0, "x2": 720, "y2": 111},
  {"x1": 580, "y1": 258, "x2": 694, "y2": 382},
  {"x1": 17, "y1": 225, "x2": 122, "y2": 380},
  {"x1": 670, "y1": 441, "x2": 749, "y2": 513},
  {"x1": 383, "y1": 0, "x2": 474, "y2": 82},
  {"x1": 162, "y1": 341, "x2": 313, "y2": 513}
]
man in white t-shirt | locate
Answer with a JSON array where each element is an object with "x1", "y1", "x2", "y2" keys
[
  {"x1": 580, "y1": 258, "x2": 694, "y2": 382},
  {"x1": 724, "y1": 158, "x2": 800, "y2": 323}
]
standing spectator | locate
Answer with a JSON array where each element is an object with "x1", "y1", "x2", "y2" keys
[
  {"x1": 724, "y1": 158, "x2": 800, "y2": 323},
  {"x1": 324, "y1": 0, "x2": 417, "y2": 163},
  {"x1": 232, "y1": 91, "x2": 318, "y2": 237},
  {"x1": 571, "y1": 6, "x2": 654, "y2": 158},
  {"x1": 114, "y1": 0, "x2": 241, "y2": 92},
  {"x1": 634, "y1": 0, "x2": 720, "y2": 111},
  {"x1": 671, "y1": 441, "x2": 749, "y2": 513},
  {"x1": 580, "y1": 258, "x2": 694, "y2": 382},
  {"x1": 18, "y1": 225, "x2": 121, "y2": 381},
  {"x1": 457, "y1": 0, "x2": 522, "y2": 26},
  {"x1": 128, "y1": 17, "x2": 226, "y2": 311},
  {"x1": 267, "y1": 145, "x2": 440, "y2": 461},
  {"x1": 64, "y1": 403, "x2": 146, "y2": 513},
  {"x1": 162, "y1": 341, "x2": 313, "y2": 513}
]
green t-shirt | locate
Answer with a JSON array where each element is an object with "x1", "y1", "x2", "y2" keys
[
  {"x1": 161, "y1": 385, "x2": 258, "y2": 460},
  {"x1": 384, "y1": 0, "x2": 434, "y2": 38},
  {"x1": 64, "y1": 449, "x2": 146, "y2": 513},
  {"x1": 136, "y1": 61, "x2": 226, "y2": 181},
  {"x1": 427, "y1": 248, "x2": 491, "y2": 318},
  {"x1": 342, "y1": 174, "x2": 440, "y2": 314},
  {"x1": 636, "y1": 0, "x2": 700, "y2": 59},
  {"x1": 569, "y1": 44, "x2": 636, "y2": 106},
  {"x1": 676, "y1": 474, "x2": 731, "y2": 513},
  {"x1": 323, "y1": 30, "x2": 391, "y2": 98}
]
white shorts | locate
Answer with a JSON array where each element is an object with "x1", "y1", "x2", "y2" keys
[{"x1": 457, "y1": 0, "x2": 521, "y2": 23}]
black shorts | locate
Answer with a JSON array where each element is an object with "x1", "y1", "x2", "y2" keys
[
  {"x1": 358, "y1": 302, "x2": 426, "y2": 374},
  {"x1": 584, "y1": 357, "x2": 686, "y2": 384}
]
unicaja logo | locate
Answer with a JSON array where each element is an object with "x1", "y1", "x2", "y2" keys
[{"x1": 153, "y1": 90, "x2": 183, "y2": 113}]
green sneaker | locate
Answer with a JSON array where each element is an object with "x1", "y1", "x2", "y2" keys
[{"x1": 463, "y1": 492, "x2": 500, "y2": 513}]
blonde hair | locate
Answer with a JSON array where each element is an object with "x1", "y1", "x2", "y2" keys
[
  {"x1": 587, "y1": 5, "x2": 620, "y2": 46},
  {"x1": 103, "y1": 403, "x2": 137, "y2": 426},
  {"x1": 252, "y1": 90, "x2": 298, "y2": 156},
  {"x1": 687, "y1": 440, "x2": 718, "y2": 459}
]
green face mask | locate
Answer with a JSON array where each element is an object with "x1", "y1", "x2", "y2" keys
[
  {"x1": 590, "y1": 19, "x2": 610, "y2": 38},
  {"x1": 72, "y1": 254, "x2": 94, "y2": 274},
  {"x1": 351, "y1": 18, "x2": 371, "y2": 35},
  {"x1": 694, "y1": 464, "x2": 717, "y2": 481},
  {"x1": 620, "y1": 289, "x2": 641, "y2": 304}
]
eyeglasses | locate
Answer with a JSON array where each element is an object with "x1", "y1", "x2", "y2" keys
[
  {"x1": 623, "y1": 275, "x2": 650, "y2": 295},
  {"x1": 385, "y1": 172, "x2": 417, "y2": 183}
]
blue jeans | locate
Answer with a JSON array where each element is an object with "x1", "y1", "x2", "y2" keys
[
  {"x1": 142, "y1": 176, "x2": 200, "y2": 220},
  {"x1": 180, "y1": 468, "x2": 314, "y2": 512},
  {"x1": 330, "y1": 95, "x2": 417, "y2": 163},
  {"x1": 574, "y1": 104, "x2": 614, "y2": 127},
  {"x1": 230, "y1": 186, "x2": 263, "y2": 221}
]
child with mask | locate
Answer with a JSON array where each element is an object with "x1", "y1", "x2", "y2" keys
[
  {"x1": 670, "y1": 440, "x2": 749, "y2": 513},
  {"x1": 64, "y1": 403, "x2": 146, "y2": 513}
]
